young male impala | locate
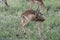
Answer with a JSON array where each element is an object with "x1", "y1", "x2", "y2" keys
[
  {"x1": 16, "y1": 8, "x2": 45, "y2": 40},
  {"x1": 29, "y1": 0, "x2": 49, "y2": 12}
]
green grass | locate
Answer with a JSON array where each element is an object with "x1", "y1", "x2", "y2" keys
[{"x1": 0, "y1": 0, "x2": 60, "y2": 40}]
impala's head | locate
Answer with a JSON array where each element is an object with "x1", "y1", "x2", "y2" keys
[{"x1": 35, "y1": 9, "x2": 45, "y2": 22}]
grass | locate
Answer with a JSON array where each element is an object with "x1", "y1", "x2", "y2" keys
[{"x1": 0, "y1": 0, "x2": 60, "y2": 40}]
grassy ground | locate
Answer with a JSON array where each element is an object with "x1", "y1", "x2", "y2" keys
[{"x1": 0, "y1": 0, "x2": 60, "y2": 40}]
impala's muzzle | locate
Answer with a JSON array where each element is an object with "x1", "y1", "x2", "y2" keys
[{"x1": 36, "y1": 13, "x2": 45, "y2": 22}]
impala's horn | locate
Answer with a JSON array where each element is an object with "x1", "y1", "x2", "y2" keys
[{"x1": 35, "y1": 6, "x2": 40, "y2": 14}]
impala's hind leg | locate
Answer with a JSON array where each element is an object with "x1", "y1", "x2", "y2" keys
[{"x1": 3, "y1": 0, "x2": 9, "y2": 7}]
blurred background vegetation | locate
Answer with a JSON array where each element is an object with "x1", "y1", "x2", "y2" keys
[{"x1": 0, "y1": 0, "x2": 60, "y2": 40}]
